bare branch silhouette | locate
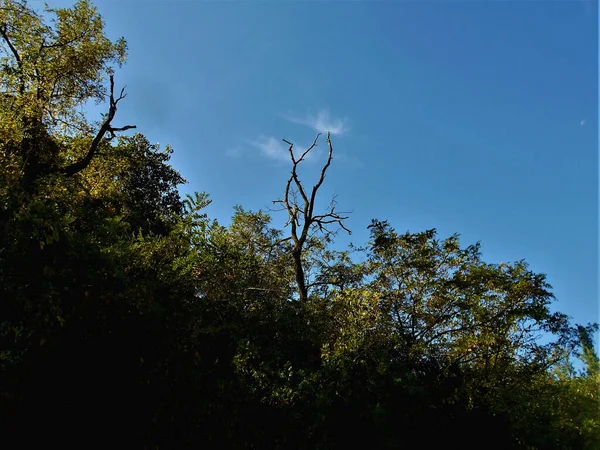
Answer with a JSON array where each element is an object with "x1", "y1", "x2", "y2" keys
[
  {"x1": 273, "y1": 131, "x2": 350, "y2": 302},
  {"x1": 61, "y1": 75, "x2": 136, "y2": 176}
]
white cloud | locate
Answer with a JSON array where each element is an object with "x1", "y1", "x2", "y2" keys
[
  {"x1": 233, "y1": 135, "x2": 324, "y2": 162},
  {"x1": 283, "y1": 109, "x2": 349, "y2": 136},
  {"x1": 580, "y1": 119, "x2": 587, "y2": 126},
  {"x1": 246, "y1": 136, "x2": 290, "y2": 161},
  {"x1": 234, "y1": 110, "x2": 349, "y2": 162}
]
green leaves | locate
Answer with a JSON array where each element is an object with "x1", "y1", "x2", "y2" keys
[
  {"x1": 0, "y1": 0, "x2": 126, "y2": 129},
  {"x1": 362, "y1": 220, "x2": 564, "y2": 372}
]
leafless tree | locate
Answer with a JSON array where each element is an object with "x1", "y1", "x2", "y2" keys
[{"x1": 273, "y1": 131, "x2": 350, "y2": 302}]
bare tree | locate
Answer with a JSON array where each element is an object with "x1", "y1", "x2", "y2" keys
[{"x1": 273, "y1": 131, "x2": 350, "y2": 302}]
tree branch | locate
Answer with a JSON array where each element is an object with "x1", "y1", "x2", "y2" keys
[
  {"x1": 287, "y1": 140, "x2": 310, "y2": 209},
  {"x1": 308, "y1": 132, "x2": 334, "y2": 220},
  {"x1": 40, "y1": 27, "x2": 91, "y2": 51},
  {"x1": 61, "y1": 75, "x2": 135, "y2": 176},
  {"x1": 0, "y1": 22, "x2": 21, "y2": 66}
]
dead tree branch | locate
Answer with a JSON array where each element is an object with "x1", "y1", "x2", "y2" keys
[{"x1": 61, "y1": 75, "x2": 136, "y2": 176}]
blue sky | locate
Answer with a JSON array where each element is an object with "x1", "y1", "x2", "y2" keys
[{"x1": 34, "y1": 0, "x2": 598, "y2": 330}]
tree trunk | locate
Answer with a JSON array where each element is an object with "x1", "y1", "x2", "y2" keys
[{"x1": 292, "y1": 247, "x2": 307, "y2": 302}]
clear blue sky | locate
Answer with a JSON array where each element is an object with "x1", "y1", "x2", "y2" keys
[{"x1": 35, "y1": 0, "x2": 598, "y2": 330}]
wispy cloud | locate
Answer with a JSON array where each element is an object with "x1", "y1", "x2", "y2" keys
[
  {"x1": 580, "y1": 119, "x2": 587, "y2": 126},
  {"x1": 283, "y1": 109, "x2": 349, "y2": 136},
  {"x1": 240, "y1": 136, "x2": 324, "y2": 162},
  {"x1": 246, "y1": 136, "x2": 290, "y2": 161},
  {"x1": 229, "y1": 110, "x2": 350, "y2": 162}
]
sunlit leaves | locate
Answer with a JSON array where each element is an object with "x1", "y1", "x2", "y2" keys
[{"x1": 0, "y1": 0, "x2": 126, "y2": 135}]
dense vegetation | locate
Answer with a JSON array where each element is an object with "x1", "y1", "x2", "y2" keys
[{"x1": 1, "y1": 1, "x2": 598, "y2": 448}]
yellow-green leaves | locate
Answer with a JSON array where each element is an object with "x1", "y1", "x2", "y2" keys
[{"x1": 0, "y1": 0, "x2": 127, "y2": 139}]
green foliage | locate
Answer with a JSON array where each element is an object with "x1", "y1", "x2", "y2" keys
[{"x1": 0, "y1": 0, "x2": 126, "y2": 135}]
